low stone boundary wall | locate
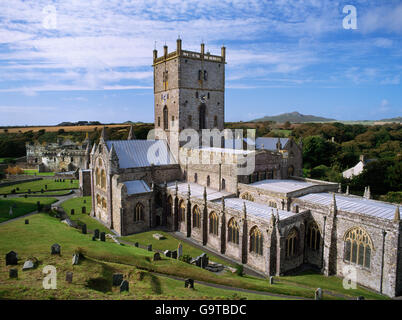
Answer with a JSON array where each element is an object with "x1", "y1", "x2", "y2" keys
[{"x1": 0, "y1": 177, "x2": 43, "y2": 188}]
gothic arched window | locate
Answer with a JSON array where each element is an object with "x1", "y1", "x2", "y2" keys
[
  {"x1": 221, "y1": 178, "x2": 226, "y2": 191},
  {"x1": 228, "y1": 218, "x2": 239, "y2": 245},
  {"x1": 209, "y1": 212, "x2": 219, "y2": 235},
  {"x1": 306, "y1": 222, "x2": 321, "y2": 251},
  {"x1": 286, "y1": 228, "x2": 298, "y2": 257},
  {"x1": 250, "y1": 226, "x2": 263, "y2": 255},
  {"x1": 192, "y1": 205, "x2": 201, "y2": 228},
  {"x1": 194, "y1": 173, "x2": 198, "y2": 183},
  {"x1": 101, "y1": 197, "x2": 107, "y2": 209},
  {"x1": 95, "y1": 168, "x2": 100, "y2": 186},
  {"x1": 163, "y1": 106, "x2": 168, "y2": 130},
  {"x1": 199, "y1": 104, "x2": 206, "y2": 130},
  {"x1": 100, "y1": 169, "x2": 106, "y2": 189},
  {"x1": 344, "y1": 227, "x2": 373, "y2": 269},
  {"x1": 207, "y1": 175, "x2": 210, "y2": 187},
  {"x1": 167, "y1": 196, "x2": 173, "y2": 217},
  {"x1": 179, "y1": 200, "x2": 186, "y2": 222},
  {"x1": 134, "y1": 203, "x2": 144, "y2": 222}
]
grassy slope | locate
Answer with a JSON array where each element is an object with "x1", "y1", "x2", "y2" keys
[
  {"x1": 23, "y1": 170, "x2": 55, "y2": 176},
  {"x1": 0, "y1": 214, "x2": 388, "y2": 300},
  {"x1": 0, "y1": 197, "x2": 57, "y2": 223},
  {"x1": 60, "y1": 196, "x2": 110, "y2": 234},
  {"x1": 0, "y1": 179, "x2": 78, "y2": 194}
]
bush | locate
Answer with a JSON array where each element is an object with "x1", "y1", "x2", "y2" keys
[
  {"x1": 179, "y1": 254, "x2": 192, "y2": 264},
  {"x1": 235, "y1": 263, "x2": 244, "y2": 277}
]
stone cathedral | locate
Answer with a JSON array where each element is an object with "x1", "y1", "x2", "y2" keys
[{"x1": 84, "y1": 39, "x2": 402, "y2": 297}]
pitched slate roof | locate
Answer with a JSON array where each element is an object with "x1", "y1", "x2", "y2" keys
[
  {"x1": 223, "y1": 137, "x2": 288, "y2": 151},
  {"x1": 123, "y1": 180, "x2": 151, "y2": 195},
  {"x1": 105, "y1": 140, "x2": 176, "y2": 169},
  {"x1": 250, "y1": 179, "x2": 316, "y2": 194},
  {"x1": 167, "y1": 182, "x2": 232, "y2": 201},
  {"x1": 298, "y1": 193, "x2": 399, "y2": 220}
]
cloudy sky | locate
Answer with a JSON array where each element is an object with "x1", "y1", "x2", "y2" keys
[{"x1": 0, "y1": 0, "x2": 401, "y2": 125}]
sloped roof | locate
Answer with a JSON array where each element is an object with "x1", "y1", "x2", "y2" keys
[
  {"x1": 223, "y1": 198, "x2": 295, "y2": 221},
  {"x1": 167, "y1": 182, "x2": 231, "y2": 201},
  {"x1": 105, "y1": 140, "x2": 176, "y2": 169},
  {"x1": 223, "y1": 137, "x2": 288, "y2": 151},
  {"x1": 250, "y1": 179, "x2": 316, "y2": 194},
  {"x1": 123, "y1": 180, "x2": 151, "y2": 195},
  {"x1": 298, "y1": 193, "x2": 398, "y2": 220}
]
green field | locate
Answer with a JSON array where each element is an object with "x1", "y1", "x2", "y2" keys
[
  {"x1": 121, "y1": 231, "x2": 232, "y2": 267},
  {"x1": 0, "y1": 197, "x2": 57, "y2": 223},
  {"x1": 0, "y1": 179, "x2": 78, "y2": 194},
  {"x1": 60, "y1": 196, "x2": 110, "y2": 234},
  {"x1": 0, "y1": 158, "x2": 15, "y2": 164},
  {"x1": 23, "y1": 170, "x2": 55, "y2": 177}
]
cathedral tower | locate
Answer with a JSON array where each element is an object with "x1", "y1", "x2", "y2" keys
[{"x1": 153, "y1": 39, "x2": 226, "y2": 157}]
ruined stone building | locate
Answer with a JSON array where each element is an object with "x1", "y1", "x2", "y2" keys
[
  {"x1": 84, "y1": 39, "x2": 402, "y2": 297},
  {"x1": 26, "y1": 136, "x2": 91, "y2": 172}
]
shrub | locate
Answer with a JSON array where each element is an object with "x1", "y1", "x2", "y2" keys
[
  {"x1": 179, "y1": 254, "x2": 192, "y2": 264},
  {"x1": 235, "y1": 263, "x2": 244, "y2": 277}
]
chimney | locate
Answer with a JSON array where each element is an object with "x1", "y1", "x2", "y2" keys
[
  {"x1": 201, "y1": 43, "x2": 205, "y2": 55},
  {"x1": 153, "y1": 49, "x2": 158, "y2": 62},
  {"x1": 176, "y1": 38, "x2": 182, "y2": 54},
  {"x1": 163, "y1": 44, "x2": 168, "y2": 58},
  {"x1": 360, "y1": 154, "x2": 365, "y2": 163}
]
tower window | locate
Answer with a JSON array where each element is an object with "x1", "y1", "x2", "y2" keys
[
  {"x1": 195, "y1": 91, "x2": 198, "y2": 98},
  {"x1": 207, "y1": 92, "x2": 210, "y2": 99},
  {"x1": 214, "y1": 116, "x2": 218, "y2": 127},
  {"x1": 199, "y1": 104, "x2": 206, "y2": 130},
  {"x1": 204, "y1": 70, "x2": 208, "y2": 80},
  {"x1": 163, "y1": 106, "x2": 168, "y2": 130},
  {"x1": 158, "y1": 117, "x2": 160, "y2": 127},
  {"x1": 198, "y1": 70, "x2": 202, "y2": 80},
  {"x1": 188, "y1": 115, "x2": 192, "y2": 126}
]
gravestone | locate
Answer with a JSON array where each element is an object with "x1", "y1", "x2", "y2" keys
[
  {"x1": 72, "y1": 254, "x2": 79, "y2": 265},
  {"x1": 200, "y1": 253, "x2": 209, "y2": 268},
  {"x1": 113, "y1": 274, "x2": 123, "y2": 286},
  {"x1": 51, "y1": 243, "x2": 61, "y2": 255},
  {"x1": 66, "y1": 272, "x2": 73, "y2": 283},
  {"x1": 195, "y1": 256, "x2": 202, "y2": 267},
  {"x1": 9, "y1": 269, "x2": 18, "y2": 279},
  {"x1": 94, "y1": 229, "x2": 100, "y2": 239},
  {"x1": 3, "y1": 194, "x2": 6, "y2": 198},
  {"x1": 153, "y1": 252, "x2": 161, "y2": 261},
  {"x1": 100, "y1": 232, "x2": 106, "y2": 242},
  {"x1": 357, "y1": 296, "x2": 365, "y2": 300},
  {"x1": 6, "y1": 251, "x2": 18, "y2": 265},
  {"x1": 82, "y1": 224, "x2": 87, "y2": 234},
  {"x1": 92, "y1": 236, "x2": 96, "y2": 241},
  {"x1": 171, "y1": 250, "x2": 177, "y2": 259},
  {"x1": 120, "y1": 280, "x2": 129, "y2": 292},
  {"x1": 45, "y1": 185, "x2": 47, "y2": 190},
  {"x1": 269, "y1": 276, "x2": 274, "y2": 285},
  {"x1": 71, "y1": 209, "x2": 75, "y2": 215},
  {"x1": 164, "y1": 250, "x2": 172, "y2": 258},
  {"x1": 184, "y1": 278, "x2": 194, "y2": 289},
  {"x1": 82, "y1": 206, "x2": 86, "y2": 214},
  {"x1": 22, "y1": 260, "x2": 35, "y2": 271},
  {"x1": 28, "y1": 189, "x2": 31, "y2": 194},
  {"x1": 9, "y1": 207, "x2": 13, "y2": 216},
  {"x1": 83, "y1": 199, "x2": 86, "y2": 204},
  {"x1": 315, "y1": 288, "x2": 323, "y2": 300},
  {"x1": 134, "y1": 242, "x2": 139, "y2": 247},
  {"x1": 177, "y1": 243, "x2": 183, "y2": 258},
  {"x1": 25, "y1": 219, "x2": 29, "y2": 225},
  {"x1": 147, "y1": 244, "x2": 152, "y2": 251}
]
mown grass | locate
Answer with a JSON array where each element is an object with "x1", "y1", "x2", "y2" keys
[
  {"x1": 0, "y1": 179, "x2": 78, "y2": 194},
  {"x1": 120, "y1": 231, "x2": 232, "y2": 266},
  {"x1": 0, "y1": 197, "x2": 57, "y2": 223},
  {"x1": 23, "y1": 170, "x2": 55, "y2": 176},
  {"x1": 60, "y1": 196, "x2": 110, "y2": 234},
  {"x1": 0, "y1": 214, "x2": 388, "y2": 300}
]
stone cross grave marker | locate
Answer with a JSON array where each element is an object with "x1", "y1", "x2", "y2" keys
[
  {"x1": 66, "y1": 272, "x2": 73, "y2": 283},
  {"x1": 177, "y1": 243, "x2": 183, "y2": 258},
  {"x1": 51, "y1": 244, "x2": 61, "y2": 255},
  {"x1": 6, "y1": 251, "x2": 18, "y2": 266}
]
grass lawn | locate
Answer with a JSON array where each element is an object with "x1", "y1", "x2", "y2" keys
[
  {"x1": 23, "y1": 169, "x2": 55, "y2": 176},
  {"x1": 0, "y1": 179, "x2": 78, "y2": 194},
  {"x1": 0, "y1": 158, "x2": 15, "y2": 164},
  {"x1": 0, "y1": 213, "x2": 388, "y2": 300},
  {"x1": 0, "y1": 197, "x2": 57, "y2": 223},
  {"x1": 120, "y1": 231, "x2": 232, "y2": 266},
  {"x1": 270, "y1": 129, "x2": 292, "y2": 137},
  {"x1": 60, "y1": 196, "x2": 110, "y2": 234}
]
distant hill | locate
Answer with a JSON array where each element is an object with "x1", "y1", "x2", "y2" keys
[
  {"x1": 252, "y1": 111, "x2": 336, "y2": 123},
  {"x1": 378, "y1": 116, "x2": 402, "y2": 123}
]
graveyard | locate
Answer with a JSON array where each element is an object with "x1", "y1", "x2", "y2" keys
[
  {"x1": 0, "y1": 197, "x2": 57, "y2": 223},
  {"x1": 0, "y1": 178, "x2": 79, "y2": 195},
  {"x1": 0, "y1": 203, "x2": 388, "y2": 300}
]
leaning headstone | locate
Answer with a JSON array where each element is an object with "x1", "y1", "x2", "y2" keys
[
  {"x1": 82, "y1": 224, "x2": 87, "y2": 234},
  {"x1": 94, "y1": 229, "x2": 100, "y2": 239},
  {"x1": 184, "y1": 278, "x2": 194, "y2": 289},
  {"x1": 164, "y1": 250, "x2": 172, "y2": 258},
  {"x1": 315, "y1": 288, "x2": 323, "y2": 300},
  {"x1": 195, "y1": 256, "x2": 202, "y2": 267},
  {"x1": 66, "y1": 272, "x2": 73, "y2": 283},
  {"x1": 6, "y1": 251, "x2": 18, "y2": 265},
  {"x1": 200, "y1": 253, "x2": 209, "y2": 268},
  {"x1": 153, "y1": 252, "x2": 161, "y2": 261},
  {"x1": 147, "y1": 244, "x2": 152, "y2": 251},
  {"x1": 9, "y1": 269, "x2": 18, "y2": 279},
  {"x1": 25, "y1": 219, "x2": 29, "y2": 225},
  {"x1": 177, "y1": 243, "x2": 183, "y2": 258},
  {"x1": 72, "y1": 254, "x2": 79, "y2": 265},
  {"x1": 71, "y1": 209, "x2": 75, "y2": 215},
  {"x1": 113, "y1": 274, "x2": 124, "y2": 286},
  {"x1": 82, "y1": 206, "x2": 86, "y2": 214},
  {"x1": 92, "y1": 236, "x2": 96, "y2": 241},
  {"x1": 51, "y1": 243, "x2": 61, "y2": 255},
  {"x1": 171, "y1": 250, "x2": 177, "y2": 259},
  {"x1": 22, "y1": 260, "x2": 35, "y2": 271},
  {"x1": 134, "y1": 242, "x2": 139, "y2": 247},
  {"x1": 357, "y1": 296, "x2": 365, "y2": 300},
  {"x1": 100, "y1": 232, "x2": 106, "y2": 242},
  {"x1": 9, "y1": 206, "x2": 13, "y2": 216},
  {"x1": 120, "y1": 280, "x2": 129, "y2": 292},
  {"x1": 269, "y1": 276, "x2": 274, "y2": 285}
]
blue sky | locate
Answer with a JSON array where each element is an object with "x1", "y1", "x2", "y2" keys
[{"x1": 0, "y1": 0, "x2": 401, "y2": 125}]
